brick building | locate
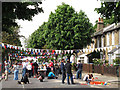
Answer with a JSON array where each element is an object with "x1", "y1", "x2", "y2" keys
[{"x1": 78, "y1": 18, "x2": 120, "y2": 64}]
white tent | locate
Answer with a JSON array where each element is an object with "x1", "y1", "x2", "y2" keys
[{"x1": 20, "y1": 57, "x2": 37, "y2": 61}]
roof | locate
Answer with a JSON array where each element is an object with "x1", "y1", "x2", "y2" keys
[
  {"x1": 92, "y1": 22, "x2": 120, "y2": 37},
  {"x1": 104, "y1": 23, "x2": 120, "y2": 33},
  {"x1": 92, "y1": 30, "x2": 103, "y2": 37},
  {"x1": 108, "y1": 47, "x2": 120, "y2": 54}
]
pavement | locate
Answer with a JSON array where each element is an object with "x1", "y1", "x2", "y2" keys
[{"x1": 0, "y1": 71, "x2": 119, "y2": 89}]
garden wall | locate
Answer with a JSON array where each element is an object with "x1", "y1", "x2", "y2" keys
[{"x1": 83, "y1": 64, "x2": 119, "y2": 77}]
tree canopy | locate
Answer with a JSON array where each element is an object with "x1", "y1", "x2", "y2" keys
[
  {"x1": 2, "y1": 2, "x2": 43, "y2": 34},
  {"x1": 2, "y1": 26, "x2": 22, "y2": 46},
  {"x1": 95, "y1": 2, "x2": 120, "y2": 24},
  {"x1": 27, "y1": 3, "x2": 94, "y2": 50}
]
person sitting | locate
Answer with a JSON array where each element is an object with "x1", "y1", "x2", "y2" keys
[
  {"x1": 83, "y1": 74, "x2": 94, "y2": 84},
  {"x1": 37, "y1": 72, "x2": 44, "y2": 82},
  {"x1": 18, "y1": 73, "x2": 29, "y2": 84},
  {"x1": 87, "y1": 74, "x2": 94, "y2": 84},
  {"x1": 47, "y1": 71, "x2": 58, "y2": 79},
  {"x1": 46, "y1": 65, "x2": 51, "y2": 76}
]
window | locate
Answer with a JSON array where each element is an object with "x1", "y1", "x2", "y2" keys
[
  {"x1": 101, "y1": 36, "x2": 104, "y2": 47},
  {"x1": 119, "y1": 30, "x2": 120, "y2": 44},
  {"x1": 112, "y1": 31, "x2": 115, "y2": 45},
  {"x1": 107, "y1": 33, "x2": 110, "y2": 46},
  {"x1": 97, "y1": 37, "x2": 100, "y2": 48}
]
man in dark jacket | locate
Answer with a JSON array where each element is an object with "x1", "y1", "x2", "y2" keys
[
  {"x1": 65, "y1": 59, "x2": 74, "y2": 85},
  {"x1": 60, "y1": 59, "x2": 66, "y2": 84},
  {"x1": 76, "y1": 60, "x2": 83, "y2": 79},
  {"x1": 32, "y1": 61, "x2": 38, "y2": 77}
]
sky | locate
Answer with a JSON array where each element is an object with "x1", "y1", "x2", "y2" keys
[{"x1": 16, "y1": 0, "x2": 101, "y2": 47}]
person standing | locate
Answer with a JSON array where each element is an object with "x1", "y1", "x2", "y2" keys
[
  {"x1": 32, "y1": 60, "x2": 38, "y2": 77},
  {"x1": 4, "y1": 62, "x2": 9, "y2": 81},
  {"x1": 26, "y1": 62, "x2": 32, "y2": 78},
  {"x1": 76, "y1": 60, "x2": 83, "y2": 79},
  {"x1": 65, "y1": 59, "x2": 74, "y2": 85},
  {"x1": 54, "y1": 61, "x2": 59, "y2": 76},
  {"x1": 13, "y1": 63, "x2": 19, "y2": 80},
  {"x1": 22, "y1": 61, "x2": 27, "y2": 77},
  {"x1": 49, "y1": 60, "x2": 53, "y2": 71},
  {"x1": 60, "y1": 59, "x2": 66, "y2": 84},
  {"x1": 30, "y1": 60, "x2": 34, "y2": 76}
]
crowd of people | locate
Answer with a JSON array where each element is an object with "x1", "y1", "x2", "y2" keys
[{"x1": 1, "y1": 58, "x2": 98, "y2": 85}]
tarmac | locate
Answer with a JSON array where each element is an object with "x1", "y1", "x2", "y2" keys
[
  {"x1": 72, "y1": 71, "x2": 119, "y2": 88},
  {"x1": 0, "y1": 70, "x2": 120, "y2": 89}
]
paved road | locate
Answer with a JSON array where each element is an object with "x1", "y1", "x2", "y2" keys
[
  {"x1": 1, "y1": 73, "x2": 119, "y2": 89},
  {"x1": 1, "y1": 74, "x2": 91, "y2": 88}
]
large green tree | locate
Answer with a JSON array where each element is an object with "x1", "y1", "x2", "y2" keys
[
  {"x1": 26, "y1": 22, "x2": 46, "y2": 48},
  {"x1": 27, "y1": 3, "x2": 94, "y2": 50},
  {"x1": 95, "y1": 2, "x2": 120, "y2": 24},
  {"x1": 2, "y1": 2, "x2": 43, "y2": 34}
]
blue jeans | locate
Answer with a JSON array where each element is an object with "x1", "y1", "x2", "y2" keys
[
  {"x1": 22, "y1": 67, "x2": 26, "y2": 77},
  {"x1": 67, "y1": 73, "x2": 74, "y2": 84},
  {"x1": 76, "y1": 69, "x2": 82, "y2": 79},
  {"x1": 61, "y1": 70, "x2": 66, "y2": 83},
  {"x1": 14, "y1": 70, "x2": 19, "y2": 80}
]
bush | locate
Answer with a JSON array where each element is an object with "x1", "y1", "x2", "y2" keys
[
  {"x1": 113, "y1": 58, "x2": 120, "y2": 65},
  {"x1": 93, "y1": 58, "x2": 103, "y2": 65},
  {"x1": 93, "y1": 58, "x2": 109, "y2": 66}
]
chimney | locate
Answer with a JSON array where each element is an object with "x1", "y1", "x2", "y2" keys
[{"x1": 96, "y1": 18, "x2": 104, "y2": 32}]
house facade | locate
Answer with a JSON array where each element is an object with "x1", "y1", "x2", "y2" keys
[{"x1": 78, "y1": 18, "x2": 120, "y2": 64}]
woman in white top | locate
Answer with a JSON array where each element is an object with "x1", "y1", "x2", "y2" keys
[
  {"x1": 13, "y1": 63, "x2": 19, "y2": 80},
  {"x1": 26, "y1": 62, "x2": 32, "y2": 78}
]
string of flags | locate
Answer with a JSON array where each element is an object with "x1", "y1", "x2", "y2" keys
[
  {"x1": 0, "y1": 43, "x2": 79, "y2": 59},
  {"x1": 1, "y1": 42, "x2": 115, "y2": 60}
]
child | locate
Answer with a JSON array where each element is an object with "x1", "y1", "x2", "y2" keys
[{"x1": 18, "y1": 73, "x2": 29, "y2": 84}]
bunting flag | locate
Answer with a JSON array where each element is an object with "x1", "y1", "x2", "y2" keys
[
  {"x1": 2, "y1": 43, "x2": 4, "y2": 47},
  {"x1": 55, "y1": 50, "x2": 58, "y2": 54},
  {"x1": 67, "y1": 50, "x2": 70, "y2": 54},
  {"x1": 95, "y1": 48, "x2": 97, "y2": 51},
  {"x1": 47, "y1": 50, "x2": 49, "y2": 53},
  {"x1": 15, "y1": 46, "x2": 17, "y2": 50},
  {"x1": 58, "y1": 50, "x2": 61, "y2": 54},
  {"x1": 71, "y1": 50, "x2": 73, "y2": 54},
  {"x1": 110, "y1": 46, "x2": 112, "y2": 50},
  {"x1": 86, "y1": 49, "x2": 88, "y2": 52},
  {"x1": 35, "y1": 49, "x2": 37, "y2": 52},
  {"x1": 98, "y1": 48, "x2": 100, "y2": 51},
  {"x1": 92, "y1": 49, "x2": 94, "y2": 52},
  {"x1": 100, "y1": 47, "x2": 103, "y2": 51},
  {"x1": 64, "y1": 50, "x2": 66, "y2": 54},
  {"x1": 2, "y1": 42, "x2": 88, "y2": 59},
  {"x1": 7, "y1": 44, "x2": 10, "y2": 48},
  {"x1": 83, "y1": 49, "x2": 85, "y2": 52},
  {"x1": 103, "y1": 47, "x2": 106, "y2": 51}
]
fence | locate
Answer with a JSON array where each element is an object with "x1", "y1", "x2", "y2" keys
[
  {"x1": 83, "y1": 64, "x2": 119, "y2": 77},
  {"x1": 83, "y1": 64, "x2": 93, "y2": 73}
]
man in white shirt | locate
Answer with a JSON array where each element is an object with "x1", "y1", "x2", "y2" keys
[
  {"x1": 26, "y1": 62, "x2": 32, "y2": 78},
  {"x1": 22, "y1": 61, "x2": 27, "y2": 77}
]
